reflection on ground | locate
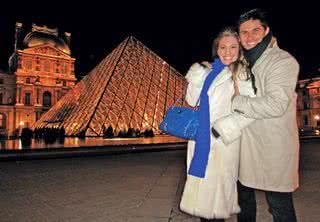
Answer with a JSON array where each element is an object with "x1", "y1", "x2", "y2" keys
[{"x1": 0, "y1": 136, "x2": 187, "y2": 150}]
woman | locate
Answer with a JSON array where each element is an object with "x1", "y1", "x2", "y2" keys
[{"x1": 179, "y1": 27, "x2": 255, "y2": 221}]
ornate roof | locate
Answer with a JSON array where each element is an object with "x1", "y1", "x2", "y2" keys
[{"x1": 22, "y1": 24, "x2": 71, "y2": 55}]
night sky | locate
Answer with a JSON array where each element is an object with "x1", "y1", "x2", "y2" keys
[{"x1": 0, "y1": 1, "x2": 319, "y2": 80}]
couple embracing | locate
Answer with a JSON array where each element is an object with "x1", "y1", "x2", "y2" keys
[{"x1": 180, "y1": 8, "x2": 300, "y2": 222}]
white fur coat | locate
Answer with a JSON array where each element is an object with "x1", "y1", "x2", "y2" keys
[{"x1": 180, "y1": 63, "x2": 255, "y2": 219}]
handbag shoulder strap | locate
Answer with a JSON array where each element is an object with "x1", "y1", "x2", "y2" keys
[{"x1": 173, "y1": 97, "x2": 199, "y2": 110}]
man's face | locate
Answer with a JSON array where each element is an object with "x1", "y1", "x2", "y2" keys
[{"x1": 239, "y1": 19, "x2": 269, "y2": 50}]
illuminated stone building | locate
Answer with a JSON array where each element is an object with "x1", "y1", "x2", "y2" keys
[
  {"x1": 34, "y1": 36, "x2": 187, "y2": 136},
  {"x1": 297, "y1": 77, "x2": 320, "y2": 129},
  {"x1": 0, "y1": 23, "x2": 76, "y2": 137}
]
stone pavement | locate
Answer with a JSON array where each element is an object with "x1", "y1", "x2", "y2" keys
[{"x1": 0, "y1": 139, "x2": 319, "y2": 222}]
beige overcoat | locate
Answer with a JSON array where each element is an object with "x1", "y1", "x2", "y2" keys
[{"x1": 216, "y1": 41, "x2": 300, "y2": 192}]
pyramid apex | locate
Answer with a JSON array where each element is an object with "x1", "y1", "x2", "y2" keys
[
  {"x1": 120, "y1": 36, "x2": 139, "y2": 46},
  {"x1": 127, "y1": 35, "x2": 139, "y2": 42}
]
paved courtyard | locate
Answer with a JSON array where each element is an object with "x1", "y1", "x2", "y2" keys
[{"x1": 0, "y1": 139, "x2": 319, "y2": 221}]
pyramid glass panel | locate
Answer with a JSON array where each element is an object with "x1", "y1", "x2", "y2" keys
[{"x1": 33, "y1": 36, "x2": 188, "y2": 136}]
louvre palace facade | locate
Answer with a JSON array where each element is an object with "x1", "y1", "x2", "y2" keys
[
  {"x1": 297, "y1": 77, "x2": 320, "y2": 129},
  {"x1": 0, "y1": 23, "x2": 76, "y2": 138}
]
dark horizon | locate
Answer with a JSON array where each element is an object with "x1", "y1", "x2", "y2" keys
[{"x1": 0, "y1": 2, "x2": 319, "y2": 80}]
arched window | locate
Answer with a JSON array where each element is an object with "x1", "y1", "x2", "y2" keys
[
  {"x1": 43, "y1": 91, "x2": 52, "y2": 107},
  {"x1": 0, "y1": 113, "x2": 6, "y2": 129}
]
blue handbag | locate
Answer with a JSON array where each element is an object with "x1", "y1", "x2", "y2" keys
[{"x1": 159, "y1": 105, "x2": 199, "y2": 140}]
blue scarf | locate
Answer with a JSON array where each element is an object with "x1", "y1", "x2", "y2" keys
[{"x1": 188, "y1": 58, "x2": 226, "y2": 178}]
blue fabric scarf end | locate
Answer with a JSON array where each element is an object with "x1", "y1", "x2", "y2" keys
[{"x1": 188, "y1": 58, "x2": 226, "y2": 178}]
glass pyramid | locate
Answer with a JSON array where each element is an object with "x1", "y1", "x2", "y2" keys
[{"x1": 33, "y1": 36, "x2": 188, "y2": 136}]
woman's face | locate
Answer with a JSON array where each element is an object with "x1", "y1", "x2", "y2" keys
[{"x1": 217, "y1": 35, "x2": 240, "y2": 65}]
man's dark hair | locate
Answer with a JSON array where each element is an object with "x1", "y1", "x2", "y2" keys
[{"x1": 238, "y1": 8, "x2": 269, "y2": 29}]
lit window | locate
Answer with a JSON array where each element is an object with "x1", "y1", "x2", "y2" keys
[
  {"x1": 304, "y1": 115, "x2": 308, "y2": 125},
  {"x1": 18, "y1": 60, "x2": 22, "y2": 69},
  {"x1": 55, "y1": 61, "x2": 60, "y2": 73},
  {"x1": 43, "y1": 91, "x2": 52, "y2": 107},
  {"x1": 61, "y1": 62, "x2": 68, "y2": 74},
  {"x1": 44, "y1": 60, "x2": 50, "y2": 72},
  {"x1": 24, "y1": 59, "x2": 32, "y2": 70},
  {"x1": 25, "y1": 92, "x2": 31, "y2": 105},
  {"x1": 0, "y1": 113, "x2": 6, "y2": 129}
]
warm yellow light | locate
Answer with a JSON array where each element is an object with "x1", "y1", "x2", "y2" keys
[
  {"x1": 314, "y1": 115, "x2": 320, "y2": 120},
  {"x1": 19, "y1": 121, "x2": 24, "y2": 126}
]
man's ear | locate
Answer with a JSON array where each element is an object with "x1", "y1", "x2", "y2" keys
[{"x1": 265, "y1": 26, "x2": 270, "y2": 36}]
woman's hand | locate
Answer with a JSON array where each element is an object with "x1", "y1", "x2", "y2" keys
[
  {"x1": 234, "y1": 79, "x2": 240, "y2": 95},
  {"x1": 201, "y1": 61, "x2": 212, "y2": 69},
  {"x1": 232, "y1": 78, "x2": 240, "y2": 101}
]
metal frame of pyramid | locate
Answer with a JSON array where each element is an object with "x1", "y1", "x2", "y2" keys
[{"x1": 33, "y1": 36, "x2": 188, "y2": 136}]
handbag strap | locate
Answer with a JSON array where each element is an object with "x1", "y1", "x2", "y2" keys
[{"x1": 172, "y1": 97, "x2": 199, "y2": 110}]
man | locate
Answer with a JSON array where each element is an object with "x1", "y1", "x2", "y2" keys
[{"x1": 213, "y1": 8, "x2": 300, "y2": 222}]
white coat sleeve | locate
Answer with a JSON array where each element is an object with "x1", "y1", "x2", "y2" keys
[
  {"x1": 232, "y1": 56, "x2": 299, "y2": 119},
  {"x1": 185, "y1": 63, "x2": 210, "y2": 106},
  {"x1": 214, "y1": 113, "x2": 255, "y2": 145},
  {"x1": 213, "y1": 79, "x2": 256, "y2": 145}
]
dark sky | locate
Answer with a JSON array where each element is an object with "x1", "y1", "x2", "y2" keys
[{"x1": 0, "y1": 1, "x2": 319, "y2": 80}]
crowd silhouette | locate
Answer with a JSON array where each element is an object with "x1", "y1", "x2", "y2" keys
[{"x1": 19, "y1": 125, "x2": 155, "y2": 147}]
